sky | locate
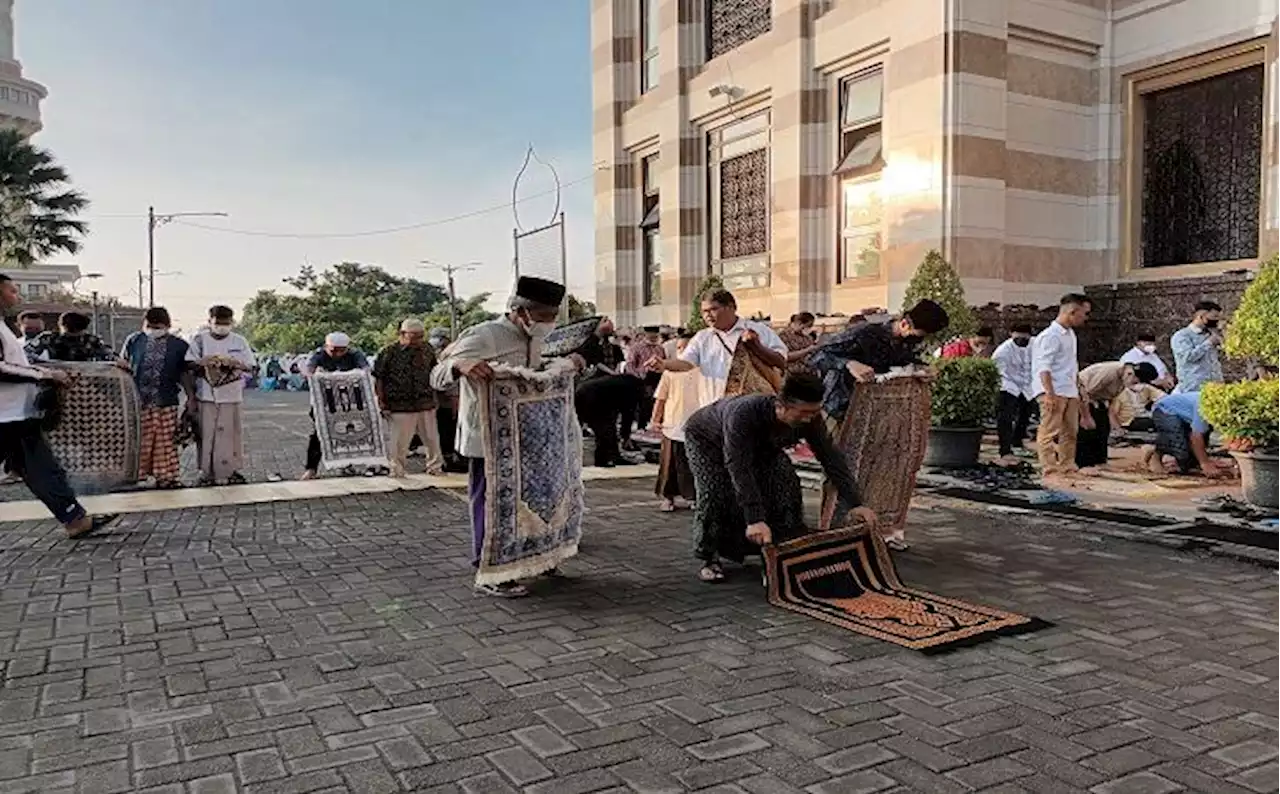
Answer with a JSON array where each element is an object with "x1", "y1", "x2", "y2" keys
[{"x1": 17, "y1": 0, "x2": 594, "y2": 330}]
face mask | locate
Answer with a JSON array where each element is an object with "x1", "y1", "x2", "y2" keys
[
  {"x1": 145, "y1": 328, "x2": 168, "y2": 339},
  {"x1": 1013, "y1": 337, "x2": 1030, "y2": 347},
  {"x1": 1140, "y1": 344, "x2": 1156, "y2": 353},
  {"x1": 210, "y1": 324, "x2": 233, "y2": 338},
  {"x1": 1203, "y1": 319, "x2": 1219, "y2": 330},
  {"x1": 22, "y1": 329, "x2": 39, "y2": 339},
  {"x1": 529, "y1": 321, "x2": 556, "y2": 338}
]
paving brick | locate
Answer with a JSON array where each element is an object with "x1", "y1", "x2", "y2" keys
[
  {"x1": 1211, "y1": 739, "x2": 1280, "y2": 768},
  {"x1": 806, "y1": 768, "x2": 897, "y2": 794},
  {"x1": 815, "y1": 742, "x2": 898, "y2": 775},
  {"x1": 511, "y1": 725, "x2": 576, "y2": 758},
  {"x1": 947, "y1": 756, "x2": 1034, "y2": 789},
  {"x1": 486, "y1": 747, "x2": 551, "y2": 785},
  {"x1": 235, "y1": 748, "x2": 286, "y2": 784},
  {"x1": 687, "y1": 732, "x2": 772, "y2": 761},
  {"x1": 1089, "y1": 770, "x2": 1182, "y2": 794}
]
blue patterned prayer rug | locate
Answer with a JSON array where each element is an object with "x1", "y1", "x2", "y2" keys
[
  {"x1": 477, "y1": 367, "x2": 584, "y2": 585},
  {"x1": 765, "y1": 527, "x2": 1051, "y2": 654}
]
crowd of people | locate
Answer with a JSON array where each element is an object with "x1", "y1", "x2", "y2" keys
[{"x1": 1, "y1": 265, "x2": 1269, "y2": 592}]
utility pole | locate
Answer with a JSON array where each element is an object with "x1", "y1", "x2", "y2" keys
[
  {"x1": 91, "y1": 290, "x2": 99, "y2": 337},
  {"x1": 420, "y1": 260, "x2": 480, "y2": 340},
  {"x1": 147, "y1": 206, "x2": 228, "y2": 306},
  {"x1": 137, "y1": 270, "x2": 145, "y2": 308}
]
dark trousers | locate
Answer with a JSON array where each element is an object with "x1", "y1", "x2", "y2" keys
[
  {"x1": 996, "y1": 391, "x2": 1032, "y2": 455},
  {"x1": 0, "y1": 419, "x2": 87, "y2": 524},
  {"x1": 305, "y1": 408, "x2": 323, "y2": 470},
  {"x1": 583, "y1": 410, "x2": 620, "y2": 466},
  {"x1": 1075, "y1": 401, "x2": 1111, "y2": 468}
]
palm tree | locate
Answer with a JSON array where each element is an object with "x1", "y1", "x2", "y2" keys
[{"x1": 0, "y1": 128, "x2": 89, "y2": 267}]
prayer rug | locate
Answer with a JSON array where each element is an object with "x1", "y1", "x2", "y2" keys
[
  {"x1": 765, "y1": 527, "x2": 1051, "y2": 654},
  {"x1": 543, "y1": 316, "x2": 602, "y2": 358},
  {"x1": 309, "y1": 370, "x2": 389, "y2": 470},
  {"x1": 820, "y1": 375, "x2": 931, "y2": 534},
  {"x1": 723, "y1": 343, "x2": 782, "y2": 398},
  {"x1": 44, "y1": 362, "x2": 141, "y2": 493},
  {"x1": 478, "y1": 365, "x2": 583, "y2": 585}
]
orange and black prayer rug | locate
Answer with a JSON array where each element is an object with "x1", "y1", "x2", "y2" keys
[{"x1": 764, "y1": 528, "x2": 1051, "y2": 655}]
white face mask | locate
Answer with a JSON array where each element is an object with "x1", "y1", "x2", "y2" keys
[
  {"x1": 528, "y1": 321, "x2": 556, "y2": 339},
  {"x1": 210, "y1": 324, "x2": 233, "y2": 338},
  {"x1": 145, "y1": 327, "x2": 168, "y2": 339},
  {"x1": 1140, "y1": 344, "x2": 1156, "y2": 354}
]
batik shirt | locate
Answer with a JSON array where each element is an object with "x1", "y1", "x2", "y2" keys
[
  {"x1": 778, "y1": 328, "x2": 815, "y2": 375},
  {"x1": 373, "y1": 343, "x2": 437, "y2": 412},
  {"x1": 808, "y1": 323, "x2": 921, "y2": 417},
  {"x1": 27, "y1": 331, "x2": 114, "y2": 362},
  {"x1": 137, "y1": 335, "x2": 168, "y2": 406}
]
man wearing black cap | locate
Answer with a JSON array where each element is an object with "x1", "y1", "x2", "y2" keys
[
  {"x1": 430, "y1": 276, "x2": 585, "y2": 598},
  {"x1": 808, "y1": 299, "x2": 950, "y2": 422}
]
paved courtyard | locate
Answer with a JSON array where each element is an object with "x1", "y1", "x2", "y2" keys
[{"x1": 0, "y1": 476, "x2": 1275, "y2": 793}]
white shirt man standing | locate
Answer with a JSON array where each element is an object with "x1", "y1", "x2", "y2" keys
[
  {"x1": 186, "y1": 305, "x2": 255, "y2": 485},
  {"x1": 1119, "y1": 333, "x2": 1174, "y2": 390},
  {"x1": 1030, "y1": 294, "x2": 1091, "y2": 476},
  {"x1": 990, "y1": 324, "x2": 1035, "y2": 462}
]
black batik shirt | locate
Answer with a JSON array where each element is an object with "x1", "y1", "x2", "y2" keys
[
  {"x1": 373, "y1": 343, "x2": 437, "y2": 412},
  {"x1": 685, "y1": 394, "x2": 861, "y2": 525}
]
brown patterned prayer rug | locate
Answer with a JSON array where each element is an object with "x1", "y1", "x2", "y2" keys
[
  {"x1": 820, "y1": 375, "x2": 932, "y2": 535},
  {"x1": 765, "y1": 527, "x2": 1050, "y2": 654}
]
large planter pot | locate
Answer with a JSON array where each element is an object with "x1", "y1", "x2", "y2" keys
[
  {"x1": 924, "y1": 426, "x2": 984, "y2": 469},
  {"x1": 1229, "y1": 450, "x2": 1279, "y2": 510}
]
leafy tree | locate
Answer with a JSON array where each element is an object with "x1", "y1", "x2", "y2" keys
[
  {"x1": 566, "y1": 294, "x2": 597, "y2": 321},
  {"x1": 1223, "y1": 254, "x2": 1277, "y2": 365},
  {"x1": 901, "y1": 250, "x2": 976, "y2": 347},
  {"x1": 687, "y1": 274, "x2": 725, "y2": 332},
  {"x1": 419, "y1": 294, "x2": 498, "y2": 338},
  {"x1": 240, "y1": 262, "x2": 470, "y2": 353},
  {"x1": 0, "y1": 129, "x2": 89, "y2": 267}
]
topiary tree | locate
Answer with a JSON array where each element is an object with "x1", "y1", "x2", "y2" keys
[
  {"x1": 687, "y1": 273, "x2": 725, "y2": 332},
  {"x1": 1224, "y1": 254, "x2": 1278, "y2": 365},
  {"x1": 901, "y1": 250, "x2": 977, "y2": 346}
]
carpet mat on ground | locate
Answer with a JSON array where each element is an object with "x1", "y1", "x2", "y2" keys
[{"x1": 764, "y1": 527, "x2": 1051, "y2": 654}]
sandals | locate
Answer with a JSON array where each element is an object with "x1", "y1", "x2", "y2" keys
[
  {"x1": 698, "y1": 562, "x2": 725, "y2": 583},
  {"x1": 475, "y1": 582, "x2": 530, "y2": 598},
  {"x1": 66, "y1": 514, "x2": 118, "y2": 540}
]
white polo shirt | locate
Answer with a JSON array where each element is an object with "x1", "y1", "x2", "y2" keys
[
  {"x1": 1030, "y1": 321, "x2": 1079, "y2": 399},
  {"x1": 0, "y1": 322, "x2": 41, "y2": 423},
  {"x1": 679, "y1": 317, "x2": 787, "y2": 406}
]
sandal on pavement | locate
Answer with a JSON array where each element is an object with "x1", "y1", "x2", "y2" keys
[
  {"x1": 698, "y1": 562, "x2": 725, "y2": 583},
  {"x1": 67, "y1": 514, "x2": 119, "y2": 540},
  {"x1": 475, "y1": 582, "x2": 530, "y2": 598}
]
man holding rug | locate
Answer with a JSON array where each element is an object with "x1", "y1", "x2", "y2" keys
[
  {"x1": 684, "y1": 372, "x2": 877, "y2": 583},
  {"x1": 431, "y1": 276, "x2": 585, "y2": 598},
  {"x1": 300, "y1": 331, "x2": 373, "y2": 479},
  {"x1": 374, "y1": 319, "x2": 444, "y2": 477},
  {"x1": 187, "y1": 305, "x2": 256, "y2": 485},
  {"x1": 0, "y1": 273, "x2": 116, "y2": 538},
  {"x1": 117, "y1": 307, "x2": 194, "y2": 489}
]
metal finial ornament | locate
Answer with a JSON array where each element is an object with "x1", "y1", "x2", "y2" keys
[{"x1": 511, "y1": 145, "x2": 562, "y2": 232}]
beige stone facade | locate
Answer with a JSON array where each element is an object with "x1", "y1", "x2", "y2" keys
[{"x1": 592, "y1": 0, "x2": 1279, "y2": 328}]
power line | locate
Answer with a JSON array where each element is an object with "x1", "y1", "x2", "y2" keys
[{"x1": 153, "y1": 168, "x2": 600, "y2": 240}]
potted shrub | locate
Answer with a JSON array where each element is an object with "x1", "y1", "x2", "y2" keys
[
  {"x1": 1200, "y1": 255, "x2": 1278, "y2": 507},
  {"x1": 901, "y1": 250, "x2": 977, "y2": 349},
  {"x1": 923, "y1": 356, "x2": 1000, "y2": 468}
]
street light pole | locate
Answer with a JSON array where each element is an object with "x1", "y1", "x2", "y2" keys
[
  {"x1": 147, "y1": 207, "x2": 228, "y2": 306},
  {"x1": 420, "y1": 260, "x2": 480, "y2": 340}
]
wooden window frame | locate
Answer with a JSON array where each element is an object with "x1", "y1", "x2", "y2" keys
[
  {"x1": 640, "y1": 0, "x2": 659, "y2": 94},
  {"x1": 835, "y1": 67, "x2": 885, "y2": 285},
  {"x1": 639, "y1": 153, "x2": 662, "y2": 305},
  {"x1": 1120, "y1": 37, "x2": 1273, "y2": 280}
]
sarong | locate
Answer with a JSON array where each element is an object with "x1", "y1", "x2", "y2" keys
[
  {"x1": 477, "y1": 365, "x2": 584, "y2": 585},
  {"x1": 138, "y1": 405, "x2": 180, "y2": 484},
  {"x1": 723, "y1": 344, "x2": 782, "y2": 398},
  {"x1": 196, "y1": 401, "x2": 244, "y2": 482},
  {"x1": 686, "y1": 442, "x2": 805, "y2": 564},
  {"x1": 42, "y1": 361, "x2": 141, "y2": 494},
  {"x1": 656, "y1": 437, "x2": 696, "y2": 501},
  {"x1": 819, "y1": 375, "x2": 931, "y2": 538},
  {"x1": 308, "y1": 370, "x2": 389, "y2": 470}
]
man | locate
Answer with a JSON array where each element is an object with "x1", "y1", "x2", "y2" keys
[
  {"x1": 579, "y1": 317, "x2": 624, "y2": 378},
  {"x1": 118, "y1": 307, "x2": 193, "y2": 489},
  {"x1": 1171, "y1": 301, "x2": 1223, "y2": 394},
  {"x1": 991, "y1": 324, "x2": 1034, "y2": 463},
  {"x1": 1111, "y1": 372, "x2": 1166, "y2": 433},
  {"x1": 300, "y1": 331, "x2": 372, "y2": 479},
  {"x1": 27, "y1": 311, "x2": 113, "y2": 362},
  {"x1": 940, "y1": 327, "x2": 993, "y2": 359},
  {"x1": 1119, "y1": 333, "x2": 1174, "y2": 390},
  {"x1": 1075, "y1": 361, "x2": 1160, "y2": 468},
  {"x1": 649, "y1": 289, "x2": 788, "y2": 408},
  {"x1": 683, "y1": 372, "x2": 878, "y2": 583},
  {"x1": 375, "y1": 319, "x2": 444, "y2": 478},
  {"x1": 779, "y1": 312, "x2": 819, "y2": 375},
  {"x1": 0, "y1": 273, "x2": 115, "y2": 538},
  {"x1": 1031, "y1": 293, "x2": 1091, "y2": 476},
  {"x1": 425, "y1": 328, "x2": 466, "y2": 473},
  {"x1": 624, "y1": 325, "x2": 665, "y2": 433},
  {"x1": 808, "y1": 299, "x2": 949, "y2": 422},
  {"x1": 430, "y1": 276, "x2": 585, "y2": 598},
  {"x1": 17, "y1": 311, "x2": 43, "y2": 358},
  {"x1": 1145, "y1": 391, "x2": 1229, "y2": 478},
  {"x1": 187, "y1": 305, "x2": 255, "y2": 485}
]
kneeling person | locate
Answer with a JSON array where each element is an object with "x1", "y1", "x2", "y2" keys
[
  {"x1": 1146, "y1": 391, "x2": 1228, "y2": 478},
  {"x1": 683, "y1": 372, "x2": 877, "y2": 583}
]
